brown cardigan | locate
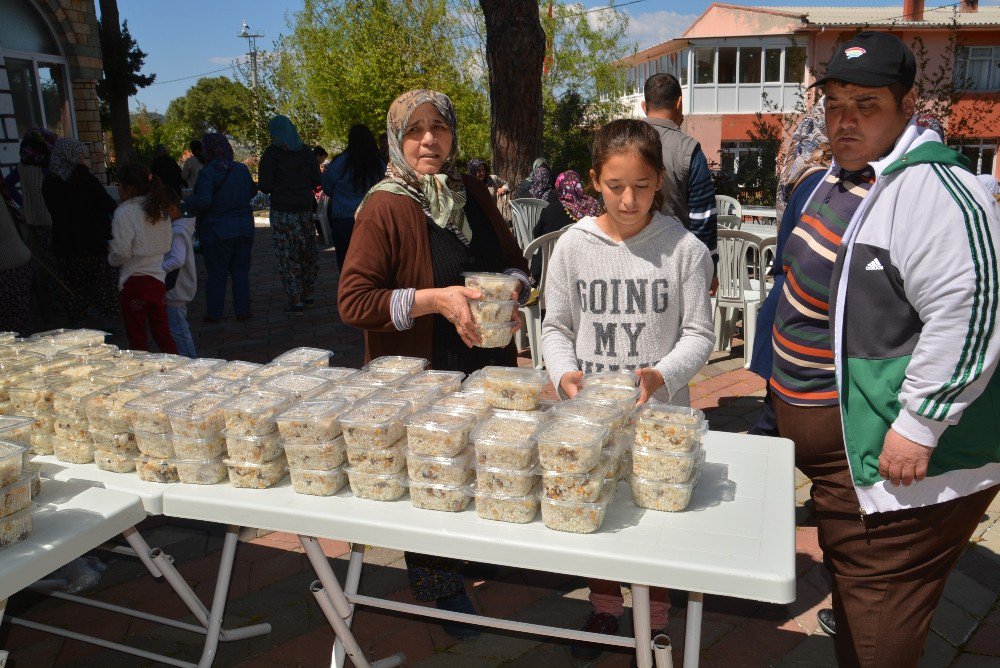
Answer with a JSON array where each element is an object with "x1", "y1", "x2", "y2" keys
[{"x1": 338, "y1": 174, "x2": 529, "y2": 363}]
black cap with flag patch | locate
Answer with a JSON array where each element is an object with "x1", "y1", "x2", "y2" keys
[{"x1": 811, "y1": 32, "x2": 916, "y2": 89}]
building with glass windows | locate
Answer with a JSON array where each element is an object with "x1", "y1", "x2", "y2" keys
[
  {"x1": 618, "y1": 1, "x2": 1000, "y2": 179},
  {"x1": 0, "y1": 0, "x2": 104, "y2": 179}
]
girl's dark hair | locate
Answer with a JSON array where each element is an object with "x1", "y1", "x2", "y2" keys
[
  {"x1": 591, "y1": 119, "x2": 666, "y2": 213},
  {"x1": 344, "y1": 124, "x2": 383, "y2": 193},
  {"x1": 118, "y1": 162, "x2": 169, "y2": 224}
]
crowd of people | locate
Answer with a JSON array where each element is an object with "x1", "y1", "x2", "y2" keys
[{"x1": 1, "y1": 30, "x2": 999, "y2": 667}]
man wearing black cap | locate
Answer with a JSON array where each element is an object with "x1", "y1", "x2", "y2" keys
[{"x1": 770, "y1": 31, "x2": 1000, "y2": 667}]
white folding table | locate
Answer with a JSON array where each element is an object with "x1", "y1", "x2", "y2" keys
[
  {"x1": 161, "y1": 431, "x2": 796, "y2": 668},
  {"x1": 0, "y1": 480, "x2": 145, "y2": 667},
  {"x1": 25, "y1": 456, "x2": 271, "y2": 667}
]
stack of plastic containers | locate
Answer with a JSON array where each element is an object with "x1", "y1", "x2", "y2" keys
[
  {"x1": 271, "y1": 346, "x2": 334, "y2": 368},
  {"x1": 630, "y1": 405, "x2": 706, "y2": 512},
  {"x1": 84, "y1": 378, "x2": 148, "y2": 471},
  {"x1": 163, "y1": 392, "x2": 231, "y2": 484},
  {"x1": 339, "y1": 400, "x2": 410, "y2": 500},
  {"x1": 0, "y1": 439, "x2": 32, "y2": 549},
  {"x1": 51, "y1": 378, "x2": 110, "y2": 466},
  {"x1": 219, "y1": 391, "x2": 291, "y2": 488},
  {"x1": 276, "y1": 397, "x2": 350, "y2": 496},
  {"x1": 471, "y1": 409, "x2": 548, "y2": 523},
  {"x1": 11, "y1": 376, "x2": 70, "y2": 462},
  {"x1": 122, "y1": 385, "x2": 194, "y2": 482},
  {"x1": 551, "y1": 398, "x2": 630, "y2": 485},
  {"x1": 0, "y1": 416, "x2": 40, "y2": 498},
  {"x1": 260, "y1": 371, "x2": 332, "y2": 401},
  {"x1": 462, "y1": 272, "x2": 521, "y2": 349},
  {"x1": 535, "y1": 417, "x2": 614, "y2": 533},
  {"x1": 403, "y1": 406, "x2": 478, "y2": 512}
]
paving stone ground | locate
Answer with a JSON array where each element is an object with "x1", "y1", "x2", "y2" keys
[{"x1": 2, "y1": 224, "x2": 997, "y2": 667}]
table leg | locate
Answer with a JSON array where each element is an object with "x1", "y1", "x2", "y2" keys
[
  {"x1": 333, "y1": 544, "x2": 366, "y2": 668},
  {"x1": 632, "y1": 584, "x2": 654, "y2": 668},
  {"x1": 683, "y1": 592, "x2": 704, "y2": 668}
]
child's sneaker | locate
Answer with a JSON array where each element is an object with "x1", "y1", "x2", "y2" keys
[{"x1": 569, "y1": 611, "x2": 621, "y2": 660}]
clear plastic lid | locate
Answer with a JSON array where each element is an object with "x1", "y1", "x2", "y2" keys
[
  {"x1": 163, "y1": 392, "x2": 231, "y2": 421},
  {"x1": 581, "y1": 370, "x2": 639, "y2": 389},
  {"x1": 210, "y1": 360, "x2": 263, "y2": 380},
  {"x1": 220, "y1": 391, "x2": 291, "y2": 418},
  {"x1": 474, "y1": 459, "x2": 540, "y2": 475},
  {"x1": 186, "y1": 375, "x2": 238, "y2": 393},
  {"x1": 635, "y1": 404, "x2": 706, "y2": 427},
  {"x1": 0, "y1": 416, "x2": 33, "y2": 434},
  {"x1": 404, "y1": 406, "x2": 479, "y2": 433},
  {"x1": 30, "y1": 328, "x2": 108, "y2": 346},
  {"x1": 385, "y1": 385, "x2": 444, "y2": 408},
  {"x1": 432, "y1": 391, "x2": 491, "y2": 418},
  {"x1": 403, "y1": 444, "x2": 474, "y2": 467},
  {"x1": 272, "y1": 346, "x2": 334, "y2": 367},
  {"x1": 631, "y1": 442, "x2": 705, "y2": 461},
  {"x1": 302, "y1": 367, "x2": 361, "y2": 383},
  {"x1": 351, "y1": 368, "x2": 414, "y2": 387},
  {"x1": 468, "y1": 299, "x2": 517, "y2": 319},
  {"x1": 407, "y1": 478, "x2": 473, "y2": 494},
  {"x1": 125, "y1": 373, "x2": 189, "y2": 392},
  {"x1": 247, "y1": 363, "x2": 301, "y2": 384},
  {"x1": 0, "y1": 354, "x2": 40, "y2": 372},
  {"x1": 260, "y1": 372, "x2": 332, "y2": 399},
  {"x1": 343, "y1": 468, "x2": 409, "y2": 484},
  {"x1": 53, "y1": 378, "x2": 112, "y2": 402},
  {"x1": 552, "y1": 398, "x2": 626, "y2": 427},
  {"x1": 59, "y1": 343, "x2": 119, "y2": 360},
  {"x1": 403, "y1": 370, "x2": 467, "y2": 390},
  {"x1": 541, "y1": 481, "x2": 615, "y2": 509},
  {"x1": 541, "y1": 451, "x2": 613, "y2": 481},
  {"x1": 124, "y1": 389, "x2": 195, "y2": 416},
  {"x1": 577, "y1": 384, "x2": 642, "y2": 411},
  {"x1": 472, "y1": 480, "x2": 542, "y2": 501},
  {"x1": 94, "y1": 366, "x2": 146, "y2": 383},
  {"x1": 461, "y1": 369, "x2": 487, "y2": 392},
  {"x1": 632, "y1": 467, "x2": 702, "y2": 489},
  {"x1": 275, "y1": 398, "x2": 351, "y2": 424},
  {"x1": 55, "y1": 360, "x2": 114, "y2": 380},
  {"x1": 471, "y1": 410, "x2": 548, "y2": 447},
  {"x1": 315, "y1": 383, "x2": 382, "y2": 404},
  {"x1": 533, "y1": 418, "x2": 608, "y2": 450},
  {"x1": 134, "y1": 353, "x2": 189, "y2": 372},
  {"x1": 482, "y1": 365, "x2": 549, "y2": 388},
  {"x1": 339, "y1": 400, "x2": 411, "y2": 430},
  {"x1": 366, "y1": 355, "x2": 429, "y2": 374},
  {"x1": 461, "y1": 272, "x2": 521, "y2": 299},
  {"x1": 174, "y1": 358, "x2": 225, "y2": 378}
]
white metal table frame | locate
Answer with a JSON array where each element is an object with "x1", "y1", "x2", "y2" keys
[
  {"x1": 161, "y1": 432, "x2": 796, "y2": 668},
  {"x1": 20, "y1": 457, "x2": 271, "y2": 668}
]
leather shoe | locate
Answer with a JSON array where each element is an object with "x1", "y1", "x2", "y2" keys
[{"x1": 817, "y1": 608, "x2": 836, "y2": 636}]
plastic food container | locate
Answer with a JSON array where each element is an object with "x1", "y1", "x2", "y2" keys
[
  {"x1": 633, "y1": 405, "x2": 707, "y2": 452},
  {"x1": 535, "y1": 418, "x2": 608, "y2": 474},
  {"x1": 164, "y1": 392, "x2": 230, "y2": 438},
  {"x1": 350, "y1": 368, "x2": 413, "y2": 388},
  {"x1": 224, "y1": 454, "x2": 287, "y2": 489},
  {"x1": 30, "y1": 358, "x2": 76, "y2": 376},
  {"x1": 133, "y1": 354, "x2": 189, "y2": 373},
  {"x1": 408, "y1": 479, "x2": 473, "y2": 512},
  {"x1": 31, "y1": 327, "x2": 108, "y2": 348},
  {"x1": 186, "y1": 376, "x2": 238, "y2": 393},
  {"x1": 541, "y1": 484, "x2": 615, "y2": 533},
  {"x1": 124, "y1": 372, "x2": 189, "y2": 393},
  {"x1": 272, "y1": 346, "x2": 334, "y2": 367},
  {"x1": 473, "y1": 461, "x2": 539, "y2": 496},
  {"x1": 471, "y1": 410, "x2": 547, "y2": 469},
  {"x1": 474, "y1": 482, "x2": 541, "y2": 523},
  {"x1": 552, "y1": 398, "x2": 627, "y2": 433},
  {"x1": 94, "y1": 449, "x2": 137, "y2": 473},
  {"x1": 632, "y1": 444, "x2": 703, "y2": 483},
  {"x1": 173, "y1": 457, "x2": 228, "y2": 485},
  {"x1": 340, "y1": 400, "x2": 409, "y2": 449},
  {"x1": 468, "y1": 299, "x2": 517, "y2": 325},
  {"x1": 366, "y1": 356, "x2": 428, "y2": 374},
  {"x1": 245, "y1": 364, "x2": 301, "y2": 389},
  {"x1": 134, "y1": 456, "x2": 179, "y2": 483},
  {"x1": 84, "y1": 386, "x2": 148, "y2": 433},
  {"x1": 315, "y1": 383, "x2": 382, "y2": 405},
  {"x1": 482, "y1": 366, "x2": 549, "y2": 411},
  {"x1": 220, "y1": 391, "x2": 290, "y2": 437},
  {"x1": 402, "y1": 370, "x2": 466, "y2": 395},
  {"x1": 405, "y1": 446, "x2": 474, "y2": 485},
  {"x1": 210, "y1": 360, "x2": 262, "y2": 380},
  {"x1": 173, "y1": 358, "x2": 225, "y2": 379},
  {"x1": 345, "y1": 468, "x2": 407, "y2": 501},
  {"x1": 91, "y1": 430, "x2": 138, "y2": 454},
  {"x1": 123, "y1": 390, "x2": 194, "y2": 434},
  {"x1": 261, "y1": 372, "x2": 332, "y2": 400},
  {"x1": 289, "y1": 467, "x2": 347, "y2": 496},
  {"x1": 59, "y1": 343, "x2": 119, "y2": 360},
  {"x1": 56, "y1": 360, "x2": 114, "y2": 380},
  {"x1": 29, "y1": 431, "x2": 53, "y2": 456},
  {"x1": 404, "y1": 407, "x2": 478, "y2": 457},
  {"x1": 172, "y1": 434, "x2": 227, "y2": 460},
  {"x1": 283, "y1": 438, "x2": 346, "y2": 470},
  {"x1": 581, "y1": 371, "x2": 639, "y2": 389},
  {"x1": 432, "y1": 391, "x2": 491, "y2": 419},
  {"x1": 474, "y1": 322, "x2": 516, "y2": 349},
  {"x1": 345, "y1": 438, "x2": 406, "y2": 474},
  {"x1": 275, "y1": 399, "x2": 349, "y2": 443},
  {"x1": 92, "y1": 366, "x2": 145, "y2": 386},
  {"x1": 223, "y1": 429, "x2": 282, "y2": 465},
  {"x1": 0, "y1": 416, "x2": 33, "y2": 443},
  {"x1": 52, "y1": 379, "x2": 111, "y2": 419},
  {"x1": 542, "y1": 453, "x2": 612, "y2": 502},
  {"x1": 8, "y1": 377, "x2": 60, "y2": 414},
  {"x1": 631, "y1": 471, "x2": 700, "y2": 512},
  {"x1": 303, "y1": 367, "x2": 361, "y2": 384},
  {"x1": 52, "y1": 434, "x2": 95, "y2": 464},
  {"x1": 0, "y1": 507, "x2": 32, "y2": 549},
  {"x1": 53, "y1": 416, "x2": 90, "y2": 442},
  {"x1": 0, "y1": 475, "x2": 32, "y2": 518},
  {"x1": 134, "y1": 430, "x2": 177, "y2": 458},
  {"x1": 577, "y1": 384, "x2": 642, "y2": 413},
  {"x1": 384, "y1": 385, "x2": 443, "y2": 414},
  {"x1": 461, "y1": 370, "x2": 487, "y2": 393},
  {"x1": 462, "y1": 272, "x2": 520, "y2": 300}
]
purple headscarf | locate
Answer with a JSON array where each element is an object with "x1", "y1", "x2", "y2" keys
[
  {"x1": 555, "y1": 170, "x2": 601, "y2": 220},
  {"x1": 19, "y1": 128, "x2": 58, "y2": 168},
  {"x1": 203, "y1": 133, "x2": 235, "y2": 170},
  {"x1": 528, "y1": 165, "x2": 553, "y2": 200}
]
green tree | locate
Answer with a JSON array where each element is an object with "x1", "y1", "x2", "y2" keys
[{"x1": 163, "y1": 77, "x2": 256, "y2": 147}]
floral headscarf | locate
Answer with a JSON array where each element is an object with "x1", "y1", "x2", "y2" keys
[
  {"x1": 203, "y1": 133, "x2": 235, "y2": 171},
  {"x1": 49, "y1": 138, "x2": 85, "y2": 181},
  {"x1": 268, "y1": 115, "x2": 303, "y2": 152},
  {"x1": 19, "y1": 128, "x2": 58, "y2": 168},
  {"x1": 776, "y1": 100, "x2": 830, "y2": 222},
  {"x1": 359, "y1": 89, "x2": 472, "y2": 243},
  {"x1": 466, "y1": 158, "x2": 488, "y2": 182},
  {"x1": 528, "y1": 165, "x2": 553, "y2": 200},
  {"x1": 555, "y1": 170, "x2": 601, "y2": 220}
]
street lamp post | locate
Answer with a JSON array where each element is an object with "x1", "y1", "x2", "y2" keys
[{"x1": 239, "y1": 19, "x2": 264, "y2": 151}]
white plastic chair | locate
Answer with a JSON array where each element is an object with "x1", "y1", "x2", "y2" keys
[
  {"x1": 714, "y1": 229, "x2": 762, "y2": 368},
  {"x1": 518, "y1": 228, "x2": 568, "y2": 369},
  {"x1": 314, "y1": 195, "x2": 332, "y2": 246},
  {"x1": 758, "y1": 237, "x2": 777, "y2": 303},
  {"x1": 510, "y1": 198, "x2": 548, "y2": 250},
  {"x1": 715, "y1": 195, "x2": 743, "y2": 219}
]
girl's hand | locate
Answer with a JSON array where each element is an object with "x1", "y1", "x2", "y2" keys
[
  {"x1": 560, "y1": 371, "x2": 583, "y2": 399},
  {"x1": 435, "y1": 286, "x2": 482, "y2": 348},
  {"x1": 509, "y1": 309, "x2": 523, "y2": 333},
  {"x1": 636, "y1": 368, "x2": 665, "y2": 404}
]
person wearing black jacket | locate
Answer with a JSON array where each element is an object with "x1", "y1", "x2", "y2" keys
[{"x1": 151, "y1": 145, "x2": 185, "y2": 197}]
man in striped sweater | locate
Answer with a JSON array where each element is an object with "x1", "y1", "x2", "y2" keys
[{"x1": 772, "y1": 32, "x2": 1000, "y2": 667}]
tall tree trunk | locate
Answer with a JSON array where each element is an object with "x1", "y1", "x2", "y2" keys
[
  {"x1": 99, "y1": 0, "x2": 133, "y2": 166},
  {"x1": 479, "y1": 0, "x2": 545, "y2": 188}
]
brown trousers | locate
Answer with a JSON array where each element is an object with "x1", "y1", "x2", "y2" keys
[{"x1": 773, "y1": 396, "x2": 998, "y2": 668}]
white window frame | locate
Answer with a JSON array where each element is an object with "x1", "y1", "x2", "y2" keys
[
  {"x1": 4, "y1": 49, "x2": 77, "y2": 138},
  {"x1": 955, "y1": 46, "x2": 1000, "y2": 92},
  {"x1": 950, "y1": 139, "x2": 998, "y2": 175}
]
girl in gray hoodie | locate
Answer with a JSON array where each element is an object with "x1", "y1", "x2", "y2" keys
[{"x1": 162, "y1": 190, "x2": 198, "y2": 358}]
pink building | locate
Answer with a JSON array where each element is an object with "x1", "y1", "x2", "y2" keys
[{"x1": 619, "y1": 1, "x2": 1000, "y2": 178}]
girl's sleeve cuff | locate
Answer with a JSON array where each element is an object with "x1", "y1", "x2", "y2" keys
[{"x1": 390, "y1": 288, "x2": 416, "y2": 331}]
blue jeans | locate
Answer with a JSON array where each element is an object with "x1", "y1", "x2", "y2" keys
[
  {"x1": 202, "y1": 236, "x2": 253, "y2": 319},
  {"x1": 167, "y1": 305, "x2": 197, "y2": 358}
]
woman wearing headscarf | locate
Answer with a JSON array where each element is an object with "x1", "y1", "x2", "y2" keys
[
  {"x1": 529, "y1": 170, "x2": 601, "y2": 281},
  {"x1": 41, "y1": 138, "x2": 119, "y2": 327},
  {"x1": 258, "y1": 115, "x2": 322, "y2": 314},
  {"x1": 466, "y1": 158, "x2": 511, "y2": 222},
  {"x1": 514, "y1": 157, "x2": 549, "y2": 198},
  {"x1": 187, "y1": 133, "x2": 257, "y2": 323},
  {"x1": 15, "y1": 128, "x2": 60, "y2": 322},
  {"x1": 339, "y1": 90, "x2": 530, "y2": 639},
  {"x1": 527, "y1": 164, "x2": 554, "y2": 201}
]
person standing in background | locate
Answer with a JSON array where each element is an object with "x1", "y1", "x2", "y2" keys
[
  {"x1": 14, "y1": 128, "x2": 60, "y2": 323},
  {"x1": 182, "y1": 140, "x2": 206, "y2": 190},
  {"x1": 466, "y1": 158, "x2": 511, "y2": 222},
  {"x1": 162, "y1": 189, "x2": 198, "y2": 358},
  {"x1": 0, "y1": 182, "x2": 32, "y2": 335},
  {"x1": 151, "y1": 144, "x2": 185, "y2": 197}
]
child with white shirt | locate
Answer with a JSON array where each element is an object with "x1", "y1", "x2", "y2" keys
[{"x1": 162, "y1": 189, "x2": 198, "y2": 358}]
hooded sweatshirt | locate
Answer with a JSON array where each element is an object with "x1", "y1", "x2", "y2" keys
[
  {"x1": 162, "y1": 216, "x2": 197, "y2": 307},
  {"x1": 541, "y1": 212, "x2": 715, "y2": 406}
]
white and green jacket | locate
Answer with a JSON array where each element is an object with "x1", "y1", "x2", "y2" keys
[{"x1": 829, "y1": 120, "x2": 1000, "y2": 514}]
